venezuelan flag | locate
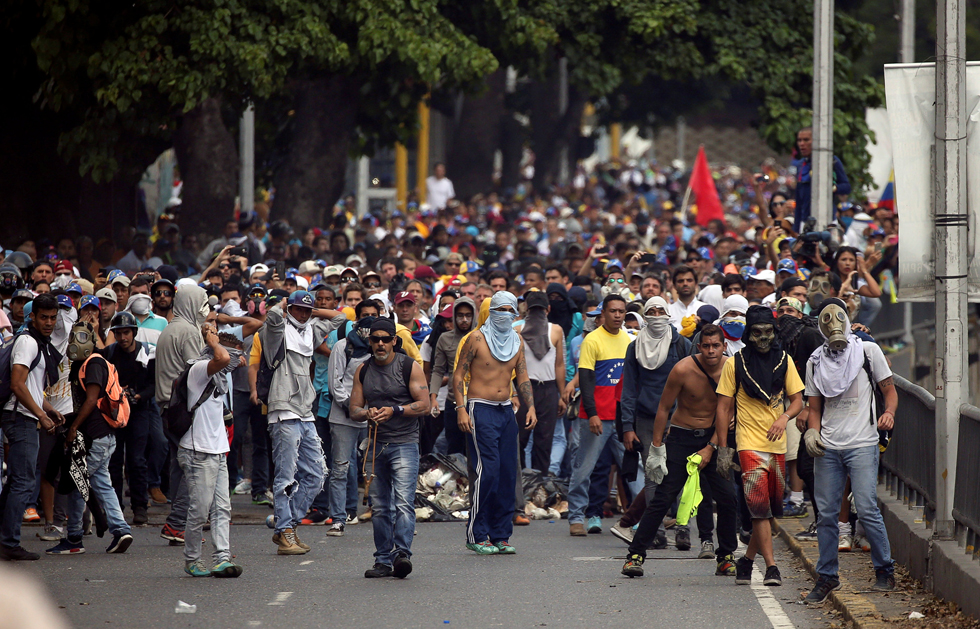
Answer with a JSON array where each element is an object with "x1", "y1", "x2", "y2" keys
[{"x1": 878, "y1": 171, "x2": 895, "y2": 212}]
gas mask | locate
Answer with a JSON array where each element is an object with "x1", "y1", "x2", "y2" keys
[
  {"x1": 747, "y1": 323, "x2": 775, "y2": 353},
  {"x1": 818, "y1": 303, "x2": 849, "y2": 351},
  {"x1": 246, "y1": 297, "x2": 267, "y2": 316},
  {"x1": 808, "y1": 275, "x2": 833, "y2": 310},
  {"x1": 67, "y1": 320, "x2": 95, "y2": 362}
]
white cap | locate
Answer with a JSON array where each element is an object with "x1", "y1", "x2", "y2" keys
[
  {"x1": 748, "y1": 269, "x2": 776, "y2": 285},
  {"x1": 297, "y1": 260, "x2": 322, "y2": 275},
  {"x1": 250, "y1": 263, "x2": 270, "y2": 278},
  {"x1": 95, "y1": 288, "x2": 118, "y2": 303}
]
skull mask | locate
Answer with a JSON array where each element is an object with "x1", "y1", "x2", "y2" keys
[
  {"x1": 818, "y1": 302, "x2": 849, "y2": 351},
  {"x1": 747, "y1": 323, "x2": 775, "y2": 353},
  {"x1": 808, "y1": 275, "x2": 833, "y2": 310},
  {"x1": 67, "y1": 320, "x2": 95, "y2": 362}
]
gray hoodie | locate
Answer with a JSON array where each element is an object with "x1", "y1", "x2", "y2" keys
[
  {"x1": 429, "y1": 297, "x2": 476, "y2": 399},
  {"x1": 260, "y1": 303, "x2": 346, "y2": 419},
  {"x1": 154, "y1": 284, "x2": 207, "y2": 407}
]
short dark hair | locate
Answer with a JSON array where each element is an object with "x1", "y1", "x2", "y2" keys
[
  {"x1": 32, "y1": 293, "x2": 58, "y2": 314},
  {"x1": 602, "y1": 293, "x2": 627, "y2": 310},
  {"x1": 524, "y1": 268, "x2": 544, "y2": 284},
  {"x1": 545, "y1": 263, "x2": 569, "y2": 278},
  {"x1": 343, "y1": 282, "x2": 364, "y2": 300},
  {"x1": 642, "y1": 273, "x2": 663, "y2": 292},
  {"x1": 487, "y1": 270, "x2": 509, "y2": 283},
  {"x1": 355, "y1": 299, "x2": 379, "y2": 318},
  {"x1": 130, "y1": 276, "x2": 150, "y2": 289},
  {"x1": 721, "y1": 274, "x2": 746, "y2": 293},
  {"x1": 220, "y1": 285, "x2": 241, "y2": 298},
  {"x1": 699, "y1": 324, "x2": 724, "y2": 344},
  {"x1": 779, "y1": 278, "x2": 808, "y2": 297},
  {"x1": 380, "y1": 256, "x2": 403, "y2": 271},
  {"x1": 206, "y1": 268, "x2": 223, "y2": 279},
  {"x1": 672, "y1": 265, "x2": 696, "y2": 284},
  {"x1": 315, "y1": 286, "x2": 336, "y2": 299}
]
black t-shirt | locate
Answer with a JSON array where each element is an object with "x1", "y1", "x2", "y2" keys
[
  {"x1": 109, "y1": 346, "x2": 139, "y2": 389},
  {"x1": 79, "y1": 356, "x2": 113, "y2": 441}
]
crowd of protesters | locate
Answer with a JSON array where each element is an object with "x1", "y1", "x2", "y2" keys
[{"x1": 0, "y1": 137, "x2": 901, "y2": 595}]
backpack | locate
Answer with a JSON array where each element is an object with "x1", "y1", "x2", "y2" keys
[
  {"x1": 358, "y1": 353, "x2": 414, "y2": 390},
  {"x1": 78, "y1": 354, "x2": 130, "y2": 428},
  {"x1": 255, "y1": 336, "x2": 285, "y2": 406},
  {"x1": 164, "y1": 364, "x2": 216, "y2": 441},
  {"x1": 861, "y1": 354, "x2": 891, "y2": 451},
  {"x1": 0, "y1": 332, "x2": 45, "y2": 410}
]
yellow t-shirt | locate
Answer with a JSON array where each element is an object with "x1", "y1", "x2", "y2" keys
[{"x1": 716, "y1": 353, "x2": 804, "y2": 454}]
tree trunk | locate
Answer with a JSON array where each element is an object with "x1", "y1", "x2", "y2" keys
[
  {"x1": 529, "y1": 65, "x2": 586, "y2": 194},
  {"x1": 499, "y1": 110, "x2": 526, "y2": 192},
  {"x1": 172, "y1": 97, "x2": 239, "y2": 237},
  {"x1": 273, "y1": 75, "x2": 358, "y2": 229},
  {"x1": 445, "y1": 70, "x2": 506, "y2": 200}
]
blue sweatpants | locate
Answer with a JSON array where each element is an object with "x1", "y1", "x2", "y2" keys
[{"x1": 465, "y1": 399, "x2": 518, "y2": 545}]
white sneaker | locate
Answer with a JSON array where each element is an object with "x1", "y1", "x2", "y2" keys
[
  {"x1": 346, "y1": 513, "x2": 360, "y2": 526},
  {"x1": 838, "y1": 533, "x2": 852, "y2": 552},
  {"x1": 233, "y1": 479, "x2": 252, "y2": 495},
  {"x1": 609, "y1": 523, "x2": 635, "y2": 544},
  {"x1": 853, "y1": 535, "x2": 871, "y2": 552},
  {"x1": 38, "y1": 524, "x2": 64, "y2": 541},
  {"x1": 326, "y1": 523, "x2": 345, "y2": 537}
]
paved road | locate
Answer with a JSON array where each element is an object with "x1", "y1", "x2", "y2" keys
[{"x1": 15, "y1": 514, "x2": 831, "y2": 629}]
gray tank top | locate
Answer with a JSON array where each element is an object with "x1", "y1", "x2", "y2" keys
[{"x1": 362, "y1": 354, "x2": 418, "y2": 444}]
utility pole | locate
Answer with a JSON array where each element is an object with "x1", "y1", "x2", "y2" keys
[
  {"x1": 558, "y1": 57, "x2": 569, "y2": 185},
  {"x1": 416, "y1": 100, "x2": 430, "y2": 205},
  {"x1": 900, "y1": 0, "x2": 915, "y2": 345},
  {"x1": 811, "y1": 0, "x2": 835, "y2": 228},
  {"x1": 239, "y1": 105, "x2": 255, "y2": 217},
  {"x1": 933, "y1": 0, "x2": 967, "y2": 539}
]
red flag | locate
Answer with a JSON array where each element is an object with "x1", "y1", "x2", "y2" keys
[{"x1": 690, "y1": 145, "x2": 725, "y2": 226}]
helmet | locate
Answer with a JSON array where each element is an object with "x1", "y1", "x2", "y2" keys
[
  {"x1": 4, "y1": 251, "x2": 33, "y2": 272},
  {"x1": 0, "y1": 263, "x2": 23, "y2": 291},
  {"x1": 109, "y1": 311, "x2": 139, "y2": 332}
]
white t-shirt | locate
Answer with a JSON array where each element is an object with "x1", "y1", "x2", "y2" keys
[
  {"x1": 668, "y1": 298, "x2": 704, "y2": 333},
  {"x1": 178, "y1": 361, "x2": 230, "y2": 454},
  {"x1": 425, "y1": 176, "x2": 455, "y2": 210},
  {"x1": 3, "y1": 335, "x2": 48, "y2": 419},
  {"x1": 805, "y1": 342, "x2": 891, "y2": 450}
]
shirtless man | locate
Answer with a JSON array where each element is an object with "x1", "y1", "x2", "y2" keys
[
  {"x1": 453, "y1": 291, "x2": 536, "y2": 555},
  {"x1": 621, "y1": 325, "x2": 739, "y2": 577}
]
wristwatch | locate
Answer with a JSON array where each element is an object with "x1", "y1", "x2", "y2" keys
[
  {"x1": 392, "y1": 405, "x2": 404, "y2": 417},
  {"x1": 708, "y1": 442, "x2": 719, "y2": 451}
]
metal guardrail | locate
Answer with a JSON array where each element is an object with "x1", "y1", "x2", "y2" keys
[{"x1": 883, "y1": 376, "x2": 980, "y2": 561}]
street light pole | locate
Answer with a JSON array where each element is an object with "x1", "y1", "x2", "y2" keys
[
  {"x1": 811, "y1": 0, "x2": 835, "y2": 228},
  {"x1": 239, "y1": 105, "x2": 255, "y2": 217},
  {"x1": 933, "y1": 0, "x2": 967, "y2": 539}
]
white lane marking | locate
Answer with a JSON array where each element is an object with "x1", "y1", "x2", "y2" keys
[
  {"x1": 300, "y1": 560, "x2": 314, "y2": 565},
  {"x1": 247, "y1": 622, "x2": 262, "y2": 627},
  {"x1": 750, "y1": 568, "x2": 796, "y2": 629},
  {"x1": 268, "y1": 592, "x2": 294, "y2": 606}
]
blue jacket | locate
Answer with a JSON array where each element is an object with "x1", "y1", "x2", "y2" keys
[
  {"x1": 620, "y1": 328, "x2": 691, "y2": 433},
  {"x1": 795, "y1": 155, "x2": 851, "y2": 227}
]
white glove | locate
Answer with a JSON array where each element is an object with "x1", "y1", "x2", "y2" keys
[
  {"x1": 804, "y1": 428, "x2": 826, "y2": 458},
  {"x1": 645, "y1": 444, "x2": 668, "y2": 484}
]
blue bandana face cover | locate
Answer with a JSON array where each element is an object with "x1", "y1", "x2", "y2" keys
[
  {"x1": 720, "y1": 315, "x2": 746, "y2": 339},
  {"x1": 482, "y1": 291, "x2": 521, "y2": 362}
]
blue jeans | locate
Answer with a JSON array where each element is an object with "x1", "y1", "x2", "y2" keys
[
  {"x1": 814, "y1": 445, "x2": 894, "y2": 579},
  {"x1": 567, "y1": 419, "x2": 645, "y2": 524},
  {"x1": 0, "y1": 411, "x2": 39, "y2": 548},
  {"x1": 145, "y1": 400, "x2": 167, "y2": 489},
  {"x1": 549, "y1": 418, "x2": 568, "y2": 475},
  {"x1": 178, "y1": 448, "x2": 231, "y2": 564},
  {"x1": 67, "y1": 435, "x2": 132, "y2": 540},
  {"x1": 328, "y1": 423, "x2": 361, "y2": 521},
  {"x1": 270, "y1": 419, "x2": 325, "y2": 533},
  {"x1": 309, "y1": 415, "x2": 333, "y2": 513},
  {"x1": 368, "y1": 442, "x2": 419, "y2": 565}
]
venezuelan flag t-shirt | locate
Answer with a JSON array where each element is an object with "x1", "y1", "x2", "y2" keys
[{"x1": 577, "y1": 326, "x2": 631, "y2": 420}]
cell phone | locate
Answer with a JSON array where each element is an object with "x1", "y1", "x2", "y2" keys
[
  {"x1": 639, "y1": 253, "x2": 658, "y2": 264},
  {"x1": 594, "y1": 245, "x2": 609, "y2": 255},
  {"x1": 754, "y1": 173, "x2": 770, "y2": 184},
  {"x1": 275, "y1": 261, "x2": 286, "y2": 280},
  {"x1": 230, "y1": 245, "x2": 248, "y2": 258},
  {"x1": 98, "y1": 268, "x2": 108, "y2": 277}
]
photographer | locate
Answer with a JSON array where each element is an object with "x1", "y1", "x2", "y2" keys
[{"x1": 104, "y1": 312, "x2": 156, "y2": 526}]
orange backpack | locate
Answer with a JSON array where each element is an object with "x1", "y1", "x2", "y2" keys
[{"x1": 78, "y1": 354, "x2": 130, "y2": 429}]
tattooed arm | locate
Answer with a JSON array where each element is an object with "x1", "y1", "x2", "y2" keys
[
  {"x1": 877, "y1": 375, "x2": 897, "y2": 430},
  {"x1": 349, "y1": 364, "x2": 370, "y2": 423},
  {"x1": 402, "y1": 361, "x2": 432, "y2": 417},
  {"x1": 514, "y1": 341, "x2": 537, "y2": 429},
  {"x1": 453, "y1": 333, "x2": 479, "y2": 433}
]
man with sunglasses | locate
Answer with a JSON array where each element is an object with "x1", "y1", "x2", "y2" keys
[
  {"x1": 151, "y1": 278, "x2": 175, "y2": 323},
  {"x1": 361, "y1": 270, "x2": 383, "y2": 297},
  {"x1": 350, "y1": 318, "x2": 430, "y2": 578}
]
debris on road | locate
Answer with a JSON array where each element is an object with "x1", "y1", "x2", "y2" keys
[{"x1": 175, "y1": 601, "x2": 197, "y2": 614}]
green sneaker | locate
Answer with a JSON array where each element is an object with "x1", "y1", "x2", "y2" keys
[
  {"x1": 184, "y1": 560, "x2": 211, "y2": 577},
  {"x1": 621, "y1": 553, "x2": 645, "y2": 578},
  {"x1": 494, "y1": 541, "x2": 516, "y2": 555},
  {"x1": 466, "y1": 541, "x2": 500, "y2": 555},
  {"x1": 211, "y1": 561, "x2": 243, "y2": 578}
]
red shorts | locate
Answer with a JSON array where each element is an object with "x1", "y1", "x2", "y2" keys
[{"x1": 738, "y1": 450, "x2": 786, "y2": 520}]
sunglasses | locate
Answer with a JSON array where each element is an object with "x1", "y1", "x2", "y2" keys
[
  {"x1": 606, "y1": 278, "x2": 625, "y2": 284},
  {"x1": 153, "y1": 290, "x2": 173, "y2": 297},
  {"x1": 364, "y1": 281, "x2": 381, "y2": 288},
  {"x1": 446, "y1": 261, "x2": 460, "y2": 267},
  {"x1": 368, "y1": 335, "x2": 395, "y2": 344},
  {"x1": 219, "y1": 264, "x2": 230, "y2": 269},
  {"x1": 772, "y1": 201, "x2": 786, "y2": 207}
]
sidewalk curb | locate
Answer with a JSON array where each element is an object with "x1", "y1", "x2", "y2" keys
[{"x1": 774, "y1": 521, "x2": 888, "y2": 629}]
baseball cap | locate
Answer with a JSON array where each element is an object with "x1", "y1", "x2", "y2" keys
[
  {"x1": 54, "y1": 260, "x2": 73, "y2": 275},
  {"x1": 323, "y1": 265, "x2": 343, "y2": 279},
  {"x1": 345, "y1": 254, "x2": 366, "y2": 267},
  {"x1": 96, "y1": 287, "x2": 118, "y2": 303},
  {"x1": 776, "y1": 259, "x2": 797, "y2": 275},
  {"x1": 66, "y1": 282, "x2": 83, "y2": 295},
  {"x1": 79, "y1": 295, "x2": 101, "y2": 311},
  {"x1": 250, "y1": 263, "x2": 270, "y2": 278},
  {"x1": 286, "y1": 290, "x2": 315, "y2": 309},
  {"x1": 297, "y1": 260, "x2": 322, "y2": 275},
  {"x1": 525, "y1": 291, "x2": 549, "y2": 310},
  {"x1": 414, "y1": 265, "x2": 439, "y2": 282},
  {"x1": 340, "y1": 267, "x2": 359, "y2": 278},
  {"x1": 11, "y1": 288, "x2": 34, "y2": 302},
  {"x1": 56, "y1": 294, "x2": 73, "y2": 309},
  {"x1": 460, "y1": 261, "x2": 482, "y2": 274},
  {"x1": 697, "y1": 246, "x2": 714, "y2": 260},
  {"x1": 247, "y1": 284, "x2": 269, "y2": 298},
  {"x1": 394, "y1": 291, "x2": 416, "y2": 305},
  {"x1": 749, "y1": 269, "x2": 777, "y2": 285},
  {"x1": 108, "y1": 270, "x2": 130, "y2": 287},
  {"x1": 586, "y1": 303, "x2": 603, "y2": 317}
]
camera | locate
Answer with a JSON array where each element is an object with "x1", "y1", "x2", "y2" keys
[{"x1": 229, "y1": 245, "x2": 248, "y2": 259}]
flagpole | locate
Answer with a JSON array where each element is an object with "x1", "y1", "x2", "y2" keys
[{"x1": 679, "y1": 180, "x2": 693, "y2": 218}]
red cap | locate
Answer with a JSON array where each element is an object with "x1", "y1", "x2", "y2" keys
[
  {"x1": 54, "y1": 260, "x2": 73, "y2": 274},
  {"x1": 414, "y1": 265, "x2": 438, "y2": 281},
  {"x1": 394, "y1": 291, "x2": 416, "y2": 305}
]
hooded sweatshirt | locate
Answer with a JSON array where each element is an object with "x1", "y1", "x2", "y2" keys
[
  {"x1": 429, "y1": 297, "x2": 476, "y2": 401},
  {"x1": 155, "y1": 284, "x2": 208, "y2": 408}
]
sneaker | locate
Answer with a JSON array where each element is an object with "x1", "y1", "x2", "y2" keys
[
  {"x1": 675, "y1": 527, "x2": 692, "y2": 550},
  {"x1": 795, "y1": 522, "x2": 818, "y2": 540},
  {"x1": 663, "y1": 516, "x2": 677, "y2": 529},
  {"x1": 735, "y1": 556, "x2": 754, "y2": 585},
  {"x1": 291, "y1": 529, "x2": 311, "y2": 551},
  {"x1": 621, "y1": 553, "x2": 645, "y2": 578},
  {"x1": 23, "y1": 507, "x2": 40, "y2": 522},
  {"x1": 780, "y1": 501, "x2": 809, "y2": 518},
  {"x1": 805, "y1": 576, "x2": 842, "y2": 603},
  {"x1": 609, "y1": 523, "x2": 635, "y2": 544},
  {"x1": 357, "y1": 508, "x2": 372, "y2": 522},
  {"x1": 211, "y1": 561, "x2": 243, "y2": 578},
  {"x1": 346, "y1": 513, "x2": 360, "y2": 526},
  {"x1": 0, "y1": 545, "x2": 40, "y2": 561},
  {"x1": 252, "y1": 491, "x2": 273, "y2": 506},
  {"x1": 466, "y1": 541, "x2": 500, "y2": 555},
  {"x1": 853, "y1": 535, "x2": 871, "y2": 552},
  {"x1": 301, "y1": 509, "x2": 332, "y2": 526},
  {"x1": 274, "y1": 528, "x2": 308, "y2": 555},
  {"x1": 392, "y1": 553, "x2": 413, "y2": 578},
  {"x1": 698, "y1": 540, "x2": 715, "y2": 559},
  {"x1": 652, "y1": 532, "x2": 668, "y2": 549},
  {"x1": 160, "y1": 523, "x2": 184, "y2": 542},
  {"x1": 739, "y1": 528, "x2": 752, "y2": 545},
  {"x1": 364, "y1": 562, "x2": 393, "y2": 578},
  {"x1": 763, "y1": 565, "x2": 782, "y2": 586},
  {"x1": 149, "y1": 487, "x2": 168, "y2": 505},
  {"x1": 586, "y1": 516, "x2": 602, "y2": 534},
  {"x1": 132, "y1": 507, "x2": 148, "y2": 526},
  {"x1": 569, "y1": 522, "x2": 587, "y2": 536},
  {"x1": 716, "y1": 554, "x2": 736, "y2": 576},
  {"x1": 513, "y1": 513, "x2": 531, "y2": 526},
  {"x1": 493, "y1": 541, "x2": 516, "y2": 555},
  {"x1": 326, "y1": 523, "x2": 345, "y2": 537},
  {"x1": 46, "y1": 538, "x2": 85, "y2": 555},
  {"x1": 38, "y1": 523, "x2": 64, "y2": 541},
  {"x1": 838, "y1": 533, "x2": 852, "y2": 552},
  {"x1": 233, "y1": 478, "x2": 252, "y2": 495},
  {"x1": 184, "y1": 560, "x2": 211, "y2": 577},
  {"x1": 872, "y1": 569, "x2": 896, "y2": 591},
  {"x1": 106, "y1": 533, "x2": 133, "y2": 554}
]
